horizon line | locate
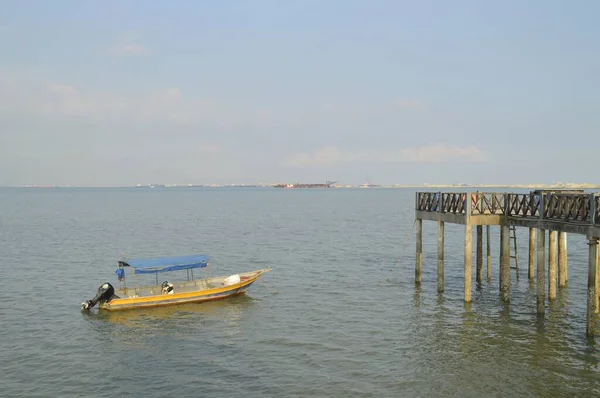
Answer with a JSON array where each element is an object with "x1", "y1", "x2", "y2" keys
[{"x1": 3, "y1": 182, "x2": 600, "y2": 189}]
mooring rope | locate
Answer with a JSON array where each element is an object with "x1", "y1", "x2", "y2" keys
[
  {"x1": 258, "y1": 279, "x2": 277, "y2": 294},
  {"x1": 389, "y1": 218, "x2": 418, "y2": 276}
]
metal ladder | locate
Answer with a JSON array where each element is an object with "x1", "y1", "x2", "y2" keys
[{"x1": 509, "y1": 225, "x2": 519, "y2": 279}]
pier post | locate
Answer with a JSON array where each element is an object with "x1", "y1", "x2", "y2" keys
[
  {"x1": 476, "y1": 225, "x2": 483, "y2": 283},
  {"x1": 500, "y1": 224, "x2": 510, "y2": 302},
  {"x1": 486, "y1": 225, "x2": 491, "y2": 281},
  {"x1": 500, "y1": 226, "x2": 504, "y2": 292},
  {"x1": 437, "y1": 221, "x2": 444, "y2": 293},
  {"x1": 464, "y1": 193, "x2": 473, "y2": 303},
  {"x1": 528, "y1": 228, "x2": 536, "y2": 279},
  {"x1": 586, "y1": 238, "x2": 598, "y2": 337},
  {"x1": 558, "y1": 232, "x2": 567, "y2": 287},
  {"x1": 537, "y1": 195, "x2": 545, "y2": 316},
  {"x1": 596, "y1": 247, "x2": 599, "y2": 314},
  {"x1": 548, "y1": 230, "x2": 558, "y2": 300},
  {"x1": 464, "y1": 223, "x2": 473, "y2": 302},
  {"x1": 537, "y1": 229, "x2": 546, "y2": 315},
  {"x1": 415, "y1": 218, "x2": 422, "y2": 285}
]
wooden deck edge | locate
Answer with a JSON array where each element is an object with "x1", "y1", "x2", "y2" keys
[
  {"x1": 415, "y1": 211, "x2": 600, "y2": 237},
  {"x1": 415, "y1": 210, "x2": 466, "y2": 224}
]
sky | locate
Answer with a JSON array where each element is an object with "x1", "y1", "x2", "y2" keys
[{"x1": 0, "y1": 0, "x2": 598, "y2": 186}]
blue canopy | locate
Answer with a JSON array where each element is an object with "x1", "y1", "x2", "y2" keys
[{"x1": 122, "y1": 254, "x2": 210, "y2": 274}]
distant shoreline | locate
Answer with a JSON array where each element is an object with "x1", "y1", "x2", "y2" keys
[{"x1": 6, "y1": 183, "x2": 600, "y2": 190}]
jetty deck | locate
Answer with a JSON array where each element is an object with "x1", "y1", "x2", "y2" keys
[{"x1": 414, "y1": 190, "x2": 600, "y2": 337}]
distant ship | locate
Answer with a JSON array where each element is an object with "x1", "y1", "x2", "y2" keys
[
  {"x1": 273, "y1": 181, "x2": 336, "y2": 188},
  {"x1": 360, "y1": 178, "x2": 380, "y2": 188},
  {"x1": 135, "y1": 184, "x2": 166, "y2": 188}
]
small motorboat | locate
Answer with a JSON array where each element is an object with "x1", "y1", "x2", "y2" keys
[{"x1": 81, "y1": 254, "x2": 271, "y2": 311}]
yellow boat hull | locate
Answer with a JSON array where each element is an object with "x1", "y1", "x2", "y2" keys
[{"x1": 99, "y1": 268, "x2": 270, "y2": 311}]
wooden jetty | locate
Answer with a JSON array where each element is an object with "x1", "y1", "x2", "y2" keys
[{"x1": 414, "y1": 190, "x2": 600, "y2": 337}]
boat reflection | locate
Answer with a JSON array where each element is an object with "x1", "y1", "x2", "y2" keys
[
  {"x1": 81, "y1": 294, "x2": 256, "y2": 349},
  {"x1": 97, "y1": 294, "x2": 254, "y2": 325}
]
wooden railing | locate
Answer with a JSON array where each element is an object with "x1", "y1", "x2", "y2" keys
[
  {"x1": 416, "y1": 192, "x2": 440, "y2": 212},
  {"x1": 543, "y1": 194, "x2": 589, "y2": 222},
  {"x1": 441, "y1": 192, "x2": 466, "y2": 214},
  {"x1": 471, "y1": 192, "x2": 504, "y2": 215},
  {"x1": 416, "y1": 191, "x2": 600, "y2": 226},
  {"x1": 506, "y1": 194, "x2": 540, "y2": 217},
  {"x1": 416, "y1": 192, "x2": 467, "y2": 214}
]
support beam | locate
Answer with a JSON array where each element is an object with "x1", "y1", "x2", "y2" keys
[
  {"x1": 548, "y1": 230, "x2": 558, "y2": 300},
  {"x1": 586, "y1": 238, "x2": 598, "y2": 337},
  {"x1": 537, "y1": 229, "x2": 546, "y2": 315},
  {"x1": 500, "y1": 224, "x2": 510, "y2": 302},
  {"x1": 486, "y1": 225, "x2": 491, "y2": 281},
  {"x1": 558, "y1": 232, "x2": 567, "y2": 287},
  {"x1": 476, "y1": 225, "x2": 483, "y2": 283},
  {"x1": 415, "y1": 218, "x2": 422, "y2": 285},
  {"x1": 464, "y1": 223, "x2": 472, "y2": 302},
  {"x1": 437, "y1": 221, "x2": 444, "y2": 293},
  {"x1": 528, "y1": 228, "x2": 536, "y2": 280}
]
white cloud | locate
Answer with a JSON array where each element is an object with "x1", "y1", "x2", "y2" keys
[
  {"x1": 114, "y1": 43, "x2": 148, "y2": 56},
  {"x1": 316, "y1": 99, "x2": 426, "y2": 115},
  {"x1": 394, "y1": 99, "x2": 425, "y2": 111},
  {"x1": 111, "y1": 34, "x2": 149, "y2": 56},
  {"x1": 0, "y1": 76, "x2": 311, "y2": 129},
  {"x1": 404, "y1": 144, "x2": 487, "y2": 162},
  {"x1": 287, "y1": 144, "x2": 488, "y2": 166},
  {"x1": 0, "y1": 79, "x2": 218, "y2": 125},
  {"x1": 0, "y1": 69, "x2": 430, "y2": 132},
  {"x1": 287, "y1": 147, "x2": 346, "y2": 165}
]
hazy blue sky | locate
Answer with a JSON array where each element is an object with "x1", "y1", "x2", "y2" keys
[{"x1": 0, "y1": 1, "x2": 598, "y2": 186}]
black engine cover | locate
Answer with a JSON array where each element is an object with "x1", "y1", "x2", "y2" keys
[{"x1": 81, "y1": 282, "x2": 117, "y2": 310}]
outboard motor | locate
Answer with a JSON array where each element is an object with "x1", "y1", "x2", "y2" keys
[{"x1": 81, "y1": 282, "x2": 117, "y2": 310}]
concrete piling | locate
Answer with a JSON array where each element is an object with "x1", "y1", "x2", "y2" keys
[
  {"x1": 500, "y1": 224, "x2": 510, "y2": 302},
  {"x1": 586, "y1": 238, "x2": 598, "y2": 337},
  {"x1": 549, "y1": 230, "x2": 558, "y2": 300},
  {"x1": 486, "y1": 225, "x2": 491, "y2": 281},
  {"x1": 437, "y1": 221, "x2": 444, "y2": 293},
  {"x1": 476, "y1": 225, "x2": 483, "y2": 283},
  {"x1": 558, "y1": 232, "x2": 567, "y2": 287},
  {"x1": 464, "y1": 223, "x2": 472, "y2": 302},
  {"x1": 500, "y1": 226, "x2": 504, "y2": 292},
  {"x1": 415, "y1": 218, "x2": 422, "y2": 285},
  {"x1": 596, "y1": 247, "x2": 599, "y2": 314},
  {"x1": 529, "y1": 228, "x2": 536, "y2": 279},
  {"x1": 537, "y1": 229, "x2": 546, "y2": 315}
]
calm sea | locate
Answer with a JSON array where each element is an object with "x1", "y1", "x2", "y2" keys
[{"x1": 1, "y1": 187, "x2": 599, "y2": 397}]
